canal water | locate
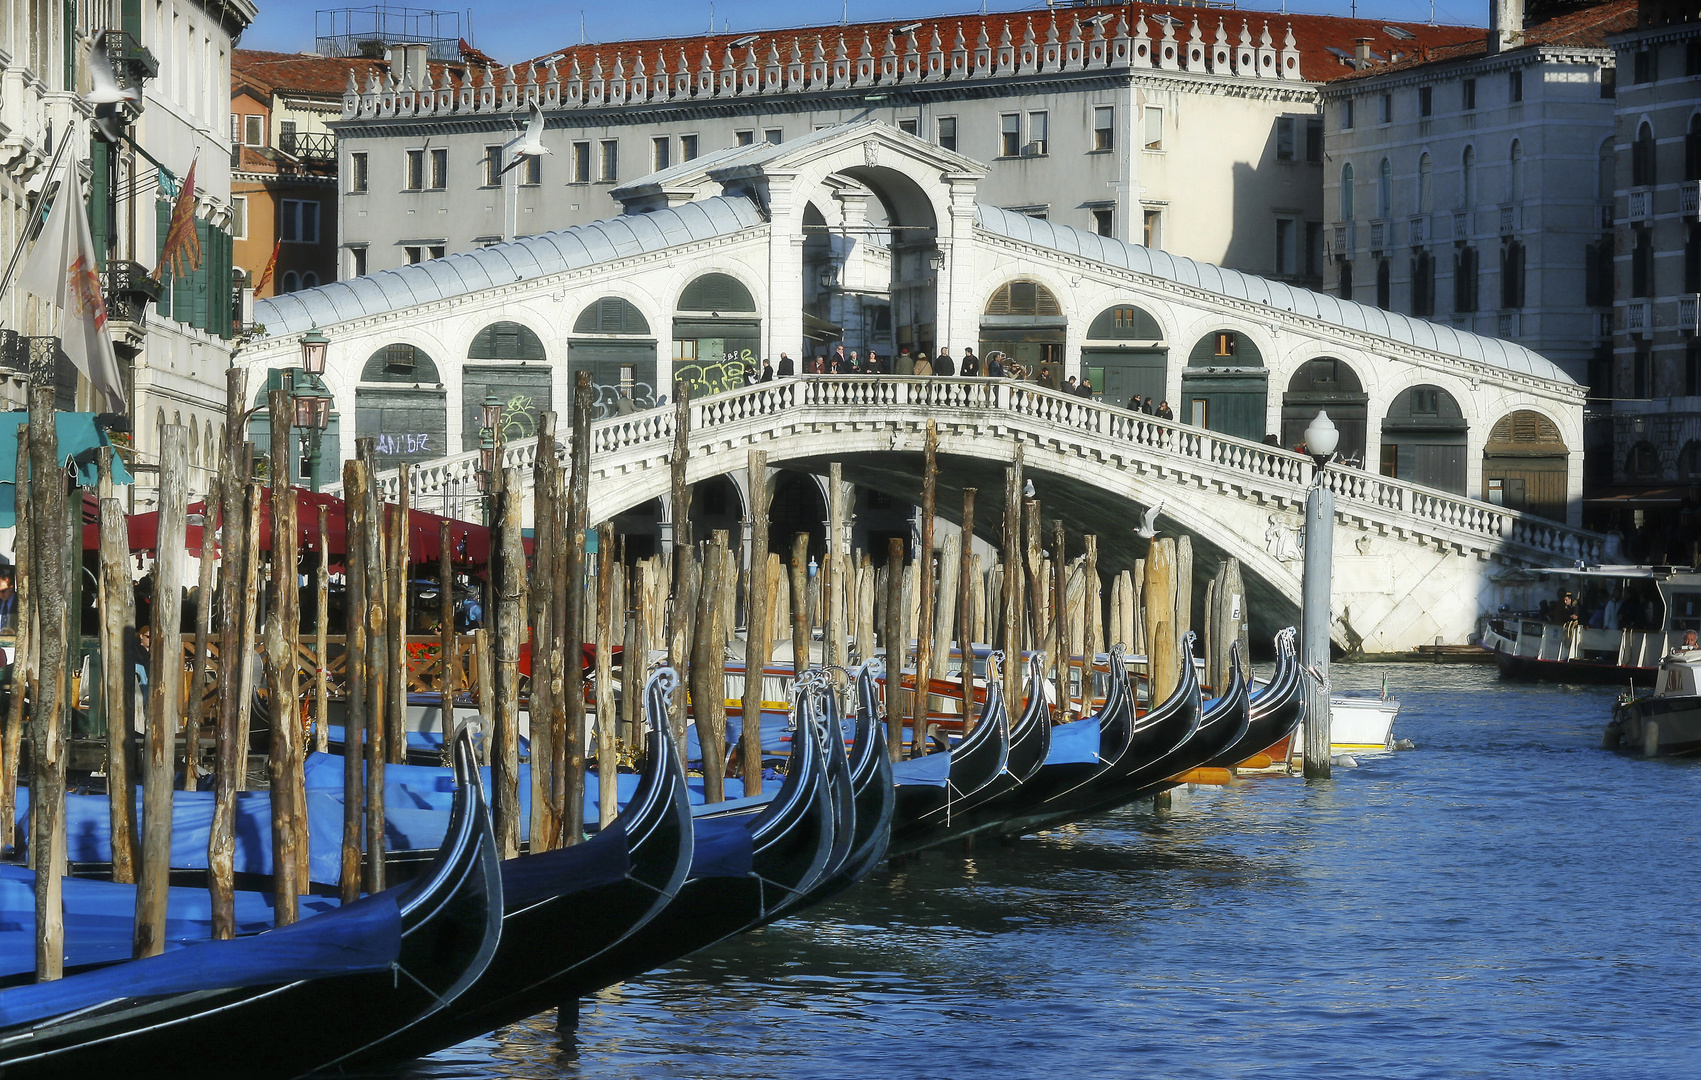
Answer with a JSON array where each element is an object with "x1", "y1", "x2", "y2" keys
[{"x1": 399, "y1": 665, "x2": 1701, "y2": 1079}]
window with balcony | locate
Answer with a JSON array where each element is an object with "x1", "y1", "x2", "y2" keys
[
  {"x1": 280, "y1": 199, "x2": 319, "y2": 244},
  {"x1": 1633, "y1": 227, "x2": 1655, "y2": 297},
  {"x1": 1094, "y1": 106, "x2": 1114, "y2": 151}
]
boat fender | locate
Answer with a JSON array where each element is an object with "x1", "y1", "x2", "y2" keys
[
  {"x1": 1600, "y1": 718, "x2": 1623, "y2": 752},
  {"x1": 1393, "y1": 738, "x2": 1417, "y2": 751},
  {"x1": 1329, "y1": 754, "x2": 1359, "y2": 769}
]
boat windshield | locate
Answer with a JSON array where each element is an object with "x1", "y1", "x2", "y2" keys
[{"x1": 1523, "y1": 573, "x2": 1666, "y2": 632}]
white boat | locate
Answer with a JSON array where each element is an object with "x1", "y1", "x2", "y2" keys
[
  {"x1": 1289, "y1": 691, "x2": 1401, "y2": 757},
  {"x1": 1603, "y1": 645, "x2": 1701, "y2": 758}
]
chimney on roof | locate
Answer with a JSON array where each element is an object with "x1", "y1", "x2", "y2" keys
[
  {"x1": 385, "y1": 42, "x2": 431, "y2": 88},
  {"x1": 1487, "y1": 0, "x2": 1525, "y2": 54},
  {"x1": 1353, "y1": 37, "x2": 1372, "y2": 68}
]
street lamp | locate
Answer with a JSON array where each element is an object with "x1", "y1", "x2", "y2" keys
[
  {"x1": 300, "y1": 325, "x2": 329, "y2": 376},
  {"x1": 1303, "y1": 410, "x2": 1340, "y2": 468},
  {"x1": 290, "y1": 327, "x2": 333, "y2": 491},
  {"x1": 481, "y1": 391, "x2": 503, "y2": 436}
]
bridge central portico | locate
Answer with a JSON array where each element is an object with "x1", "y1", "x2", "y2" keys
[{"x1": 348, "y1": 376, "x2": 1601, "y2": 653}]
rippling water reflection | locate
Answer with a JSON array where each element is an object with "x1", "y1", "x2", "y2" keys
[{"x1": 389, "y1": 666, "x2": 1701, "y2": 1079}]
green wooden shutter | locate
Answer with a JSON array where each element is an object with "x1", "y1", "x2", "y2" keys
[
  {"x1": 190, "y1": 220, "x2": 211, "y2": 330},
  {"x1": 155, "y1": 199, "x2": 172, "y2": 316}
]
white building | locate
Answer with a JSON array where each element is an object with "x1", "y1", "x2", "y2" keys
[{"x1": 1318, "y1": 0, "x2": 1632, "y2": 406}]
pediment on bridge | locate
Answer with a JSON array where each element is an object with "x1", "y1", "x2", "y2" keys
[{"x1": 611, "y1": 118, "x2": 987, "y2": 215}]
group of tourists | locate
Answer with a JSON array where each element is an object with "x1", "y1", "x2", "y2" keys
[{"x1": 749, "y1": 343, "x2": 1001, "y2": 384}]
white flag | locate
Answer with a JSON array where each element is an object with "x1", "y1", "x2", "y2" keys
[{"x1": 19, "y1": 153, "x2": 128, "y2": 412}]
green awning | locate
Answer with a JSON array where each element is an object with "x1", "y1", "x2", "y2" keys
[{"x1": 0, "y1": 411, "x2": 133, "y2": 527}]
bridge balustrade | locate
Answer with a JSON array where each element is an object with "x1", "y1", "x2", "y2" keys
[{"x1": 344, "y1": 375, "x2": 1600, "y2": 567}]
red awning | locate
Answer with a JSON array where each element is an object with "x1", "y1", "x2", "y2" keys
[{"x1": 84, "y1": 487, "x2": 511, "y2": 566}]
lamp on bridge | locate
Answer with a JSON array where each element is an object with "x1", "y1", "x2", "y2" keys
[
  {"x1": 291, "y1": 326, "x2": 332, "y2": 491},
  {"x1": 1303, "y1": 410, "x2": 1339, "y2": 469}
]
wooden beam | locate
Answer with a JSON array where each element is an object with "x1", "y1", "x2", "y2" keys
[
  {"x1": 912, "y1": 422, "x2": 937, "y2": 759},
  {"x1": 958, "y1": 488, "x2": 977, "y2": 733},
  {"x1": 740, "y1": 451, "x2": 771, "y2": 798}
]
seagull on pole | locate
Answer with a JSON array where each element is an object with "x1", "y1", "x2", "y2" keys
[
  {"x1": 499, "y1": 101, "x2": 552, "y2": 175},
  {"x1": 86, "y1": 31, "x2": 140, "y2": 144},
  {"x1": 1023, "y1": 479, "x2": 1036, "y2": 500},
  {"x1": 1134, "y1": 500, "x2": 1164, "y2": 540}
]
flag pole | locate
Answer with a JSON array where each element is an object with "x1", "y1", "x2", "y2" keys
[{"x1": 0, "y1": 134, "x2": 76, "y2": 313}]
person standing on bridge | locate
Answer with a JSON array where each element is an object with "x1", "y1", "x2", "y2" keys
[
  {"x1": 1156, "y1": 401, "x2": 1173, "y2": 420},
  {"x1": 960, "y1": 348, "x2": 979, "y2": 377},
  {"x1": 914, "y1": 351, "x2": 934, "y2": 377},
  {"x1": 935, "y1": 348, "x2": 955, "y2": 376},
  {"x1": 895, "y1": 348, "x2": 914, "y2": 377},
  {"x1": 1064, "y1": 375, "x2": 1079, "y2": 394},
  {"x1": 759, "y1": 359, "x2": 775, "y2": 383},
  {"x1": 985, "y1": 352, "x2": 1004, "y2": 378},
  {"x1": 777, "y1": 353, "x2": 794, "y2": 377},
  {"x1": 1077, "y1": 378, "x2": 1094, "y2": 399}
]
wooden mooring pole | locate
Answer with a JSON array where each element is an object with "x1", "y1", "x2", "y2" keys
[
  {"x1": 357, "y1": 444, "x2": 388, "y2": 892},
  {"x1": 912, "y1": 423, "x2": 937, "y2": 759},
  {"x1": 740, "y1": 451, "x2": 771, "y2": 798},
  {"x1": 339, "y1": 461, "x2": 370, "y2": 905},
  {"x1": 263, "y1": 393, "x2": 305, "y2": 925},
  {"x1": 315, "y1": 506, "x2": 331, "y2": 755},
  {"x1": 884, "y1": 536, "x2": 905, "y2": 760},
  {"x1": 958, "y1": 487, "x2": 977, "y2": 733},
  {"x1": 789, "y1": 533, "x2": 810, "y2": 681},
  {"x1": 210, "y1": 370, "x2": 250, "y2": 935},
  {"x1": 1001, "y1": 450, "x2": 1024, "y2": 710},
  {"x1": 560, "y1": 372, "x2": 592, "y2": 845},
  {"x1": 595, "y1": 522, "x2": 617, "y2": 828},
  {"x1": 529, "y1": 413, "x2": 559, "y2": 854},
  {"x1": 667, "y1": 381, "x2": 694, "y2": 768},
  {"x1": 136, "y1": 423, "x2": 188, "y2": 956},
  {"x1": 97, "y1": 449, "x2": 137, "y2": 883},
  {"x1": 26, "y1": 389, "x2": 69, "y2": 978},
  {"x1": 493, "y1": 467, "x2": 525, "y2": 858},
  {"x1": 387, "y1": 465, "x2": 410, "y2": 765},
  {"x1": 1145, "y1": 538, "x2": 1179, "y2": 706}
]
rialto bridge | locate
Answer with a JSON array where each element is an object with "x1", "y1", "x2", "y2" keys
[{"x1": 239, "y1": 121, "x2": 1598, "y2": 652}]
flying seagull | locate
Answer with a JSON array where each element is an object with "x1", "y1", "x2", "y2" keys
[
  {"x1": 1134, "y1": 500, "x2": 1164, "y2": 540},
  {"x1": 499, "y1": 101, "x2": 551, "y2": 175},
  {"x1": 86, "y1": 31, "x2": 139, "y2": 144}
]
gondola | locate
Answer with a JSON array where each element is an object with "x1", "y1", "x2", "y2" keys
[
  {"x1": 797, "y1": 660, "x2": 896, "y2": 906},
  {"x1": 994, "y1": 635, "x2": 1204, "y2": 837},
  {"x1": 886, "y1": 653, "x2": 1052, "y2": 857},
  {"x1": 0, "y1": 724, "x2": 502, "y2": 1080},
  {"x1": 1113, "y1": 640, "x2": 1253, "y2": 809},
  {"x1": 1205, "y1": 628, "x2": 1303, "y2": 769},
  {"x1": 555, "y1": 673, "x2": 839, "y2": 999},
  {"x1": 348, "y1": 667, "x2": 695, "y2": 1065},
  {"x1": 886, "y1": 652, "x2": 1012, "y2": 852}
]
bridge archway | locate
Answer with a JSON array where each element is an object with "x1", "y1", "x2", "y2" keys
[
  {"x1": 1482, "y1": 410, "x2": 1569, "y2": 521},
  {"x1": 672, "y1": 272, "x2": 762, "y2": 396},
  {"x1": 770, "y1": 470, "x2": 828, "y2": 557},
  {"x1": 1281, "y1": 358, "x2": 1367, "y2": 463},
  {"x1": 1082, "y1": 303, "x2": 1166, "y2": 407},
  {"x1": 357, "y1": 343, "x2": 447, "y2": 471},
  {"x1": 1380, "y1": 384, "x2": 1467, "y2": 494},
  {"x1": 1182, "y1": 329, "x2": 1268, "y2": 442},
  {"x1": 980, "y1": 280, "x2": 1066, "y2": 386},
  {"x1": 570, "y1": 297, "x2": 658, "y2": 418},
  {"x1": 463, "y1": 320, "x2": 549, "y2": 450}
]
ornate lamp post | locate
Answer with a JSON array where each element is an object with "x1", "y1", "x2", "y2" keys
[
  {"x1": 1301, "y1": 410, "x2": 1339, "y2": 779},
  {"x1": 292, "y1": 327, "x2": 332, "y2": 491},
  {"x1": 476, "y1": 390, "x2": 501, "y2": 524}
]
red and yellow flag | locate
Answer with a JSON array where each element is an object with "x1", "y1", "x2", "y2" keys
[
  {"x1": 154, "y1": 156, "x2": 201, "y2": 281},
  {"x1": 253, "y1": 238, "x2": 281, "y2": 295}
]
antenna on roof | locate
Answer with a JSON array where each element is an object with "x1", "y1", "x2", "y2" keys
[
  {"x1": 708, "y1": 1, "x2": 714, "y2": 34},
  {"x1": 1429, "y1": 0, "x2": 1436, "y2": 26},
  {"x1": 579, "y1": 10, "x2": 586, "y2": 44},
  {"x1": 841, "y1": 0, "x2": 848, "y2": 26}
]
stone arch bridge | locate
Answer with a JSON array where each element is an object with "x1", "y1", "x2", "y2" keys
[{"x1": 344, "y1": 376, "x2": 1601, "y2": 654}]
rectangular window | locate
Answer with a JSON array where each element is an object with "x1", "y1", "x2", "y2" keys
[
  {"x1": 1092, "y1": 207, "x2": 1113, "y2": 237},
  {"x1": 1688, "y1": 345, "x2": 1700, "y2": 397},
  {"x1": 572, "y1": 141, "x2": 591, "y2": 183},
  {"x1": 405, "y1": 245, "x2": 423, "y2": 264},
  {"x1": 680, "y1": 133, "x2": 699, "y2": 162},
  {"x1": 405, "y1": 148, "x2": 425, "y2": 190},
  {"x1": 278, "y1": 119, "x2": 297, "y2": 154},
  {"x1": 1379, "y1": 92, "x2": 1392, "y2": 124},
  {"x1": 897, "y1": 118, "x2": 919, "y2": 136},
  {"x1": 1093, "y1": 106, "x2": 1114, "y2": 151},
  {"x1": 230, "y1": 196, "x2": 247, "y2": 240},
  {"x1": 1509, "y1": 68, "x2": 1523, "y2": 103},
  {"x1": 350, "y1": 246, "x2": 367, "y2": 277},
  {"x1": 1419, "y1": 85, "x2": 1433, "y2": 117},
  {"x1": 521, "y1": 154, "x2": 540, "y2": 186},
  {"x1": 1306, "y1": 221, "x2": 1323, "y2": 277},
  {"x1": 1027, "y1": 111, "x2": 1048, "y2": 154},
  {"x1": 280, "y1": 199, "x2": 320, "y2": 244},
  {"x1": 1634, "y1": 48, "x2": 1657, "y2": 84},
  {"x1": 243, "y1": 113, "x2": 263, "y2": 146},
  {"x1": 350, "y1": 151, "x2": 369, "y2": 193},
  {"x1": 1306, "y1": 119, "x2": 1323, "y2": 162},
  {"x1": 1143, "y1": 105, "x2": 1162, "y2": 150},
  {"x1": 735, "y1": 129, "x2": 755, "y2": 146},
  {"x1": 653, "y1": 135, "x2": 670, "y2": 172},
  {"x1": 483, "y1": 145, "x2": 503, "y2": 186},
  {"x1": 1143, "y1": 208, "x2": 1162, "y2": 249},
  {"x1": 430, "y1": 147, "x2": 447, "y2": 189},
  {"x1": 1634, "y1": 349, "x2": 1651, "y2": 397},
  {"x1": 764, "y1": 128, "x2": 783, "y2": 145},
  {"x1": 1601, "y1": 67, "x2": 1616, "y2": 98},
  {"x1": 1000, "y1": 113, "x2": 1020, "y2": 157},
  {"x1": 1341, "y1": 98, "x2": 1354, "y2": 130},
  {"x1": 1275, "y1": 216, "x2": 1297, "y2": 275},
  {"x1": 429, "y1": 244, "x2": 445, "y2": 260},
  {"x1": 1214, "y1": 331, "x2": 1236, "y2": 357},
  {"x1": 1462, "y1": 78, "x2": 1477, "y2": 110},
  {"x1": 599, "y1": 139, "x2": 618, "y2": 182},
  {"x1": 1276, "y1": 117, "x2": 1295, "y2": 161},
  {"x1": 937, "y1": 116, "x2": 957, "y2": 151}
]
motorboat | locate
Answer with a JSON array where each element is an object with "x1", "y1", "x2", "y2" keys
[{"x1": 1603, "y1": 645, "x2": 1701, "y2": 758}]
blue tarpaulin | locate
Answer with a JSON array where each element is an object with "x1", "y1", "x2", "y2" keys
[
  {"x1": 1042, "y1": 715, "x2": 1104, "y2": 766},
  {"x1": 0, "y1": 411, "x2": 132, "y2": 526}
]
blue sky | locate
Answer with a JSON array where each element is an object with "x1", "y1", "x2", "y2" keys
[{"x1": 244, "y1": 0, "x2": 1485, "y2": 61}]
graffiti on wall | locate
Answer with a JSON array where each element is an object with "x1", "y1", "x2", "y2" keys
[
  {"x1": 675, "y1": 348, "x2": 756, "y2": 397},
  {"x1": 497, "y1": 393, "x2": 539, "y2": 442},
  {"x1": 586, "y1": 380, "x2": 657, "y2": 419}
]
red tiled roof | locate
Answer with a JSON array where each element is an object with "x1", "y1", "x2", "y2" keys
[
  {"x1": 233, "y1": 48, "x2": 465, "y2": 99},
  {"x1": 515, "y1": 2, "x2": 1482, "y2": 85},
  {"x1": 1330, "y1": 0, "x2": 1635, "y2": 82}
]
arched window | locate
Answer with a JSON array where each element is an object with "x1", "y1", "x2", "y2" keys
[
  {"x1": 1634, "y1": 121, "x2": 1656, "y2": 186},
  {"x1": 1460, "y1": 145, "x2": 1476, "y2": 208},
  {"x1": 1679, "y1": 440, "x2": 1701, "y2": 480},
  {"x1": 1418, "y1": 152, "x2": 1432, "y2": 213},
  {"x1": 573, "y1": 297, "x2": 652, "y2": 335},
  {"x1": 280, "y1": 270, "x2": 299, "y2": 294},
  {"x1": 1501, "y1": 240, "x2": 1525, "y2": 309},
  {"x1": 1377, "y1": 157, "x2": 1393, "y2": 219},
  {"x1": 1376, "y1": 258, "x2": 1392, "y2": 309},
  {"x1": 189, "y1": 416, "x2": 199, "y2": 466},
  {"x1": 1411, "y1": 249, "x2": 1435, "y2": 316},
  {"x1": 360, "y1": 343, "x2": 441, "y2": 383},
  {"x1": 1341, "y1": 162, "x2": 1355, "y2": 220},
  {"x1": 1508, "y1": 140, "x2": 1523, "y2": 202},
  {"x1": 677, "y1": 272, "x2": 758, "y2": 313},
  {"x1": 467, "y1": 321, "x2": 547, "y2": 360},
  {"x1": 1339, "y1": 259, "x2": 1354, "y2": 300},
  {"x1": 301, "y1": 271, "x2": 319, "y2": 289},
  {"x1": 983, "y1": 280, "x2": 1062, "y2": 316}
]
